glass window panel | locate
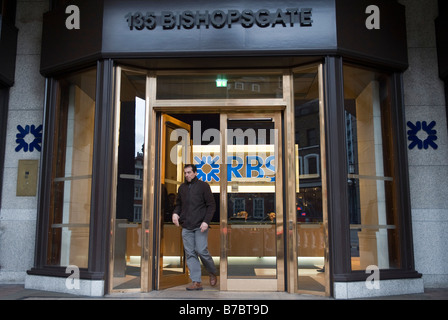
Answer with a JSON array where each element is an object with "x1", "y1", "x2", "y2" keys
[
  {"x1": 157, "y1": 74, "x2": 283, "y2": 99},
  {"x1": 158, "y1": 113, "x2": 223, "y2": 287},
  {"x1": 160, "y1": 120, "x2": 188, "y2": 279},
  {"x1": 343, "y1": 65, "x2": 401, "y2": 270},
  {"x1": 294, "y1": 66, "x2": 326, "y2": 293},
  {"x1": 161, "y1": 113, "x2": 221, "y2": 281},
  {"x1": 112, "y1": 69, "x2": 146, "y2": 290},
  {"x1": 226, "y1": 119, "x2": 277, "y2": 279},
  {"x1": 47, "y1": 68, "x2": 96, "y2": 268}
]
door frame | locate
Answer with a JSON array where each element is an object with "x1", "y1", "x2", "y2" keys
[
  {"x1": 109, "y1": 67, "x2": 330, "y2": 295},
  {"x1": 156, "y1": 114, "x2": 192, "y2": 289},
  {"x1": 219, "y1": 112, "x2": 284, "y2": 291}
]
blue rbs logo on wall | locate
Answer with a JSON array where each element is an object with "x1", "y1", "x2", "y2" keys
[
  {"x1": 194, "y1": 155, "x2": 276, "y2": 182},
  {"x1": 15, "y1": 125, "x2": 42, "y2": 152},
  {"x1": 407, "y1": 121, "x2": 438, "y2": 150}
]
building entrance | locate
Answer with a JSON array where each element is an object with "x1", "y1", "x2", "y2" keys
[
  {"x1": 157, "y1": 112, "x2": 284, "y2": 291},
  {"x1": 108, "y1": 66, "x2": 329, "y2": 295}
]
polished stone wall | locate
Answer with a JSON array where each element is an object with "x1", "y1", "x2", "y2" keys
[
  {"x1": 0, "y1": 0, "x2": 446, "y2": 297},
  {"x1": 399, "y1": 0, "x2": 448, "y2": 288},
  {"x1": 0, "y1": 0, "x2": 48, "y2": 283}
]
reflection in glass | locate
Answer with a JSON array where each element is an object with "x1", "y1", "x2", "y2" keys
[
  {"x1": 160, "y1": 117, "x2": 189, "y2": 280},
  {"x1": 343, "y1": 65, "x2": 401, "y2": 270},
  {"x1": 47, "y1": 68, "x2": 96, "y2": 267},
  {"x1": 226, "y1": 119, "x2": 277, "y2": 279},
  {"x1": 294, "y1": 66, "x2": 326, "y2": 292},
  {"x1": 112, "y1": 70, "x2": 146, "y2": 290},
  {"x1": 157, "y1": 74, "x2": 283, "y2": 100}
]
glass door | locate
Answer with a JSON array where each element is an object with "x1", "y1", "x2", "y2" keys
[
  {"x1": 157, "y1": 114, "x2": 191, "y2": 289},
  {"x1": 292, "y1": 64, "x2": 329, "y2": 295},
  {"x1": 110, "y1": 67, "x2": 147, "y2": 291},
  {"x1": 108, "y1": 67, "x2": 332, "y2": 295},
  {"x1": 220, "y1": 112, "x2": 284, "y2": 291}
]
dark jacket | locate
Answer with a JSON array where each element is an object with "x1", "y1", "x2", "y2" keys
[{"x1": 173, "y1": 177, "x2": 216, "y2": 230}]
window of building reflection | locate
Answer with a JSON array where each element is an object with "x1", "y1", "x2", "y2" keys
[
  {"x1": 157, "y1": 74, "x2": 283, "y2": 99},
  {"x1": 226, "y1": 118, "x2": 277, "y2": 279},
  {"x1": 46, "y1": 68, "x2": 96, "y2": 268},
  {"x1": 294, "y1": 66, "x2": 326, "y2": 293},
  {"x1": 343, "y1": 65, "x2": 401, "y2": 270},
  {"x1": 112, "y1": 69, "x2": 146, "y2": 290}
]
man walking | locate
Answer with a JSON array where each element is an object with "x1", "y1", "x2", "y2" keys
[{"x1": 172, "y1": 164, "x2": 218, "y2": 290}]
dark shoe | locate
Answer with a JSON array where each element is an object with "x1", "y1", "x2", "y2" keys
[
  {"x1": 210, "y1": 274, "x2": 217, "y2": 286},
  {"x1": 186, "y1": 282, "x2": 203, "y2": 291}
]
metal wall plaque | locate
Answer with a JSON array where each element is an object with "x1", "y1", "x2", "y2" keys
[{"x1": 16, "y1": 160, "x2": 38, "y2": 196}]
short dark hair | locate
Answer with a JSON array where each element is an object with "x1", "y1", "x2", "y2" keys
[{"x1": 184, "y1": 164, "x2": 197, "y2": 173}]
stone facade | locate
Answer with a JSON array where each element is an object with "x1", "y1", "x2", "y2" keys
[
  {"x1": 399, "y1": 0, "x2": 448, "y2": 288},
  {"x1": 0, "y1": 0, "x2": 48, "y2": 283},
  {"x1": 0, "y1": 0, "x2": 447, "y2": 297}
]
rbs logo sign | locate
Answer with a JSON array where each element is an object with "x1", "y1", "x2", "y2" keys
[
  {"x1": 169, "y1": 121, "x2": 278, "y2": 183},
  {"x1": 194, "y1": 155, "x2": 276, "y2": 182}
]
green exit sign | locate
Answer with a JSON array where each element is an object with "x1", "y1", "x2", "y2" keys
[{"x1": 216, "y1": 76, "x2": 228, "y2": 87}]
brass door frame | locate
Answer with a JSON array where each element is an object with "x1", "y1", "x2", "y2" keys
[
  {"x1": 108, "y1": 65, "x2": 122, "y2": 294},
  {"x1": 148, "y1": 69, "x2": 289, "y2": 291},
  {"x1": 109, "y1": 67, "x2": 329, "y2": 296},
  {"x1": 157, "y1": 114, "x2": 191, "y2": 289},
  {"x1": 286, "y1": 64, "x2": 330, "y2": 296},
  {"x1": 219, "y1": 112, "x2": 284, "y2": 291},
  {"x1": 108, "y1": 66, "x2": 153, "y2": 293}
]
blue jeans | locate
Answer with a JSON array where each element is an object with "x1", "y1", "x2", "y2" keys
[{"x1": 182, "y1": 227, "x2": 217, "y2": 283}]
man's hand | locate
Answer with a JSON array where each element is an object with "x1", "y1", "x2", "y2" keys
[
  {"x1": 200, "y1": 222, "x2": 208, "y2": 232},
  {"x1": 172, "y1": 213, "x2": 180, "y2": 227}
]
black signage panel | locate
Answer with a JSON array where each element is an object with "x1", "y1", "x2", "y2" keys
[
  {"x1": 102, "y1": 0, "x2": 337, "y2": 57},
  {"x1": 40, "y1": 0, "x2": 409, "y2": 74},
  {"x1": 336, "y1": 0, "x2": 408, "y2": 69},
  {"x1": 41, "y1": 0, "x2": 103, "y2": 74}
]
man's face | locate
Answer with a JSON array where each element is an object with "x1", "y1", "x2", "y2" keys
[{"x1": 184, "y1": 167, "x2": 197, "y2": 182}]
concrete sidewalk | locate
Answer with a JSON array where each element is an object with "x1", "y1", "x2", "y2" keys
[{"x1": 1, "y1": 284, "x2": 447, "y2": 300}]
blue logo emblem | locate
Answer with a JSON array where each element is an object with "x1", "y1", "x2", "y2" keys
[
  {"x1": 194, "y1": 155, "x2": 276, "y2": 182},
  {"x1": 15, "y1": 125, "x2": 42, "y2": 152},
  {"x1": 407, "y1": 121, "x2": 438, "y2": 150},
  {"x1": 195, "y1": 156, "x2": 220, "y2": 182}
]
